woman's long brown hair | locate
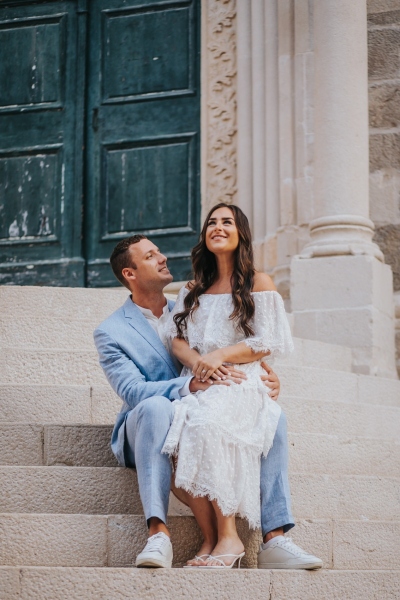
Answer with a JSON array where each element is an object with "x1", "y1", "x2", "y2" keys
[{"x1": 174, "y1": 203, "x2": 256, "y2": 338}]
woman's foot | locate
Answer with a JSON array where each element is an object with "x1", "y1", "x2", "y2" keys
[
  {"x1": 185, "y1": 540, "x2": 216, "y2": 566},
  {"x1": 205, "y1": 536, "x2": 245, "y2": 567}
]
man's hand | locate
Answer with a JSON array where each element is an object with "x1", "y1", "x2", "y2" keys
[{"x1": 260, "y1": 362, "x2": 280, "y2": 401}]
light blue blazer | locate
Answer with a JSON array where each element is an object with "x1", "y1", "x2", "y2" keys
[{"x1": 93, "y1": 296, "x2": 190, "y2": 466}]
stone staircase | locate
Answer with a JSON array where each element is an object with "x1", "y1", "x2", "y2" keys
[{"x1": 0, "y1": 286, "x2": 399, "y2": 599}]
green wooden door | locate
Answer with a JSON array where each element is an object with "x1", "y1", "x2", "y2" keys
[
  {"x1": 0, "y1": 0, "x2": 200, "y2": 286},
  {"x1": 0, "y1": 0, "x2": 86, "y2": 286},
  {"x1": 85, "y1": 0, "x2": 201, "y2": 286}
]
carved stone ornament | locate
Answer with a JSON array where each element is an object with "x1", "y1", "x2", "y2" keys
[{"x1": 204, "y1": 0, "x2": 237, "y2": 213}]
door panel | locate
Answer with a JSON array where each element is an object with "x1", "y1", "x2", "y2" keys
[
  {"x1": 0, "y1": 0, "x2": 85, "y2": 286},
  {"x1": 85, "y1": 0, "x2": 200, "y2": 286}
]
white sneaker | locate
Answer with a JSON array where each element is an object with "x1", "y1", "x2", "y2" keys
[
  {"x1": 257, "y1": 536, "x2": 323, "y2": 570},
  {"x1": 135, "y1": 532, "x2": 173, "y2": 568}
]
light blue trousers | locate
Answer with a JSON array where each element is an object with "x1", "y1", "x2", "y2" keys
[{"x1": 124, "y1": 395, "x2": 295, "y2": 537}]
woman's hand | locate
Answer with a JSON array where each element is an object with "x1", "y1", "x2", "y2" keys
[{"x1": 192, "y1": 349, "x2": 226, "y2": 382}]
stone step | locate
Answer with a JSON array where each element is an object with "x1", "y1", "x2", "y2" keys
[
  {"x1": 1, "y1": 383, "x2": 399, "y2": 437},
  {"x1": 0, "y1": 514, "x2": 397, "y2": 571},
  {"x1": 2, "y1": 350, "x2": 400, "y2": 405},
  {"x1": 0, "y1": 310, "x2": 354, "y2": 371},
  {"x1": 0, "y1": 467, "x2": 398, "y2": 521},
  {"x1": 1, "y1": 567, "x2": 399, "y2": 600},
  {"x1": 1, "y1": 424, "x2": 399, "y2": 478}
]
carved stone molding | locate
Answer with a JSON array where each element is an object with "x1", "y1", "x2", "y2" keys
[{"x1": 203, "y1": 0, "x2": 237, "y2": 214}]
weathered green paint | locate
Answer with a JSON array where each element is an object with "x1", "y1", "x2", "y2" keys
[
  {"x1": 0, "y1": 0, "x2": 200, "y2": 287},
  {"x1": 85, "y1": 0, "x2": 201, "y2": 286},
  {"x1": 0, "y1": 0, "x2": 87, "y2": 286}
]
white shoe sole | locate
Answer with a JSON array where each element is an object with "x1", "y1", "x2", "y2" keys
[{"x1": 136, "y1": 556, "x2": 172, "y2": 569}]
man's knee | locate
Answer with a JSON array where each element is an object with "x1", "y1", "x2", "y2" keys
[{"x1": 133, "y1": 395, "x2": 174, "y2": 430}]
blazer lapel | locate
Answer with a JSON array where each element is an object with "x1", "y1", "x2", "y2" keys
[{"x1": 123, "y1": 296, "x2": 178, "y2": 377}]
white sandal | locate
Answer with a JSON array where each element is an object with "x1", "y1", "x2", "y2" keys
[
  {"x1": 202, "y1": 552, "x2": 245, "y2": 569},
  {"x1": 183, "y1": 554, "x2": 211, "y2": 568}
]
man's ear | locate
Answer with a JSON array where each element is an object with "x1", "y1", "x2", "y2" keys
[{"x1": 121, "y1": 267, "x2": 136, "y2": 285}]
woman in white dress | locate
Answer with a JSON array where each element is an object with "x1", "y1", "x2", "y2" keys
[{"x1": 162, "y1": 203, "x2": 293, "y2": 568}]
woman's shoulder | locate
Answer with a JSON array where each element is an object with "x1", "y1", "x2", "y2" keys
[{"x1": 252, "y1": 272, "x2": 277, "y2": 293}]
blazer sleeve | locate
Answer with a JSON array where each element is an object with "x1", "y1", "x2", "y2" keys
[{"x1": 94, "y1": 328, "x2": 191, "y2": 410}]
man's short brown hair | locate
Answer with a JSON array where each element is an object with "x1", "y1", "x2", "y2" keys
[{"x1": 110, "y1": 235, "x2": 147, "y2": 287}]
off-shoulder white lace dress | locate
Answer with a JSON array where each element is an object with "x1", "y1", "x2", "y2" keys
[{"x1": 162, "y1": 288, "x2": 293, "y2": 529}]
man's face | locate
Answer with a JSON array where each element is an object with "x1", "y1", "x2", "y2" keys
[{"x1": 124, "y1": 239, "x2": 173, "y2": 290}]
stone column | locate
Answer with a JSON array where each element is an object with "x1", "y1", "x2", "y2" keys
[{"x1": 291, "y1": 0, "x2": 397, "y2": 377}]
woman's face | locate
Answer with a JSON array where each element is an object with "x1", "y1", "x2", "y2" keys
[{"x1": 205, "y1": 206, "x2": 239, "y2": 255}]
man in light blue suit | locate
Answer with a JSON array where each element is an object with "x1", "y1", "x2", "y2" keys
[{"x1": 94, "y1": 235, "x2": 322, "y2": 570}]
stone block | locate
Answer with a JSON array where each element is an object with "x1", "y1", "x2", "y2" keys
[
  {"x1": 0, "y1": 467, "x2": 141, "y2": 515},
  {"x1": 0, "y1": 385, "x2": 91, "y2": 424},
  {"x1": 0, "y1": 286, "x2": 128, "y2": 321},
  {"x1": 370, "y1": 132, "x2": 400, "y2": 171},
  {"x1": 44, "y1": 425, "x2": 117, "y2": 467},
  {"x1": 368, "y1": 0, "x2": 400, "y2": 15},
  {"x1": 0, "y1": 514, "x2": 107, "y2": 567},
  {"x1": 0, "y1": 317, "x2": 99, "y2": 350},
  {"x1": 369, "y1": 168, "x2": 400, "y2": 226},
  {"x1": 368, "y1": 29, "x2": 400, "y2": 80},
  {"x1": 271, "y1": 569, "x2": 400, "y2": 600},
  {"x1": 277, "y1": 365, "x2": 359, "y2": 404},
  {"x1": 333, "y1": 521, "x2": 400, "y2": 569},
  {"x1": 281, "y1": 397, "x2": 400, "y2": 439},
  {"x1": 369, "y1": 83, "x2": 400, "y2": 129},
  {"x1": 374, "y1": 224, "x2": 400, "y2": 290},
  {"x1": 291, "y1": 255, "x2": 394, "y2": 316},
  {"x1": 278, "y1": 338, "x2": 353, "y2": 371},
  {"x1": 368, "y1": 6, "x2": 400, "y2": 23},
  {"x1": 291, "y1": 474, "x2": 400, "y2": 520},
  {"x1": 15, "y1": 568, "x2": 274, "y2": 600},
  {"x1": 91, "y1": 386, "x2": 121, "y2": 425},
  {"x1": 3, "y1": 567, "x2": 399, "y2": 600},
  {"x1": 288, "y1": 433, "x2": 400, "y2": 477},
  {"x1": 0, "y1": 425, "x2": 43, "y2": 466},
  {"x1": 357, "y1": 373, "x2": 400, "y2": 406},
  {"x1": 0, "y1": 567, "x2": 20, "y2": 600},
  {"x1": 1, "y1": 350, "x2": 105, "y2": 386}
]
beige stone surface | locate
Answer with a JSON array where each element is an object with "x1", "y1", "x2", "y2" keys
[
  {"x1": 0, "y1": 514, "x2": 107, "y2": 567},
  {"x1": 0, "y1": 567, "x2": 20, "y2": 600},
  {"x1": 368, "y1": 5, "x2": 400, "y2": 23},
  {"x1": 0, "y1": 286, "x2": 128, "y2": 321},
  {"x1": 0, "y1": 467, "x2": 141, "y2": 515},
  {"x1": 277, "y1": 338, "x2": 352, "y2": 372},
  {"x1": 357, "y1": 373, "x2": 400, "y2": 405},
  {"x1": 0, "y1": 425, "x2": 43, "y2": 466},
  {"x1": 2, "y1": 567, "x2": 399, "y2": 600},
  {"x1": 288, "y1": 433, "x2": 400, "y2": 477},
  {"x1": 0, "y1": 317, "x2": 100, "y2": 349},
  {"x1": 368, "y1": 29, "x2": 400, "y2": 80},
  {"x1": 281, "y1": 397, "x2": 400, "y2": 439},
  {"x1": 1, "y1": 349, "x2": 104, "y2": 385},
  {"x1": 368, "y1": 0, "x2": 400, "y2": 15},
  {"x1": 0, "y1": 467, "x2": 398, "y2": 521},
  {"x1": 0, "y1": 385, "x2": 91, "y2": 423},
  {"x1": 369, "y1": 83, "x2": 400, "y2": 129},
  {"x1": 333, "y1": 521, "x2": 400, "y2": 569},
  {"x1": 369, "y1": 168, "x2": 400, "y2": 226},
  {"x1": 10, "y1": 423, "x2": 398, "y2": 477},
  {"x1": 290, "y1": 474, "x2": 400, "y2": 520},
  {"x1": 374, "y1": 224, "x2": 400, "y2": 290},
  {"x1": 43, "y1": 425, "x2": 116, "y2": 467},
  {"x1": 271, "y1": 569, "x2": 400, "y2": 600},
  {"x1": 277, "y1": 366, "x2": 359, "y2": 404},
  {"x1": 90, "y1": 386, "x2": 121, "y2": 424},
  {"x1": 370, "y1": 132, "x2": 400, "y2": 172}
]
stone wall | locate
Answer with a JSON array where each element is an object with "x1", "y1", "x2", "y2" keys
[{"x1": 368, "y1": 0, "x2": 400, "y2": 374}]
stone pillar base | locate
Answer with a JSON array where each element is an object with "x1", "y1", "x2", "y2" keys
[{"x1": 291, "y1": 255, "x2": 397, "y2": 379}]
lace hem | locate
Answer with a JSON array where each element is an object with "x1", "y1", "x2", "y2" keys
[{"x1": 174, "y1": 476, "x2": 261, "y2": 530}]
